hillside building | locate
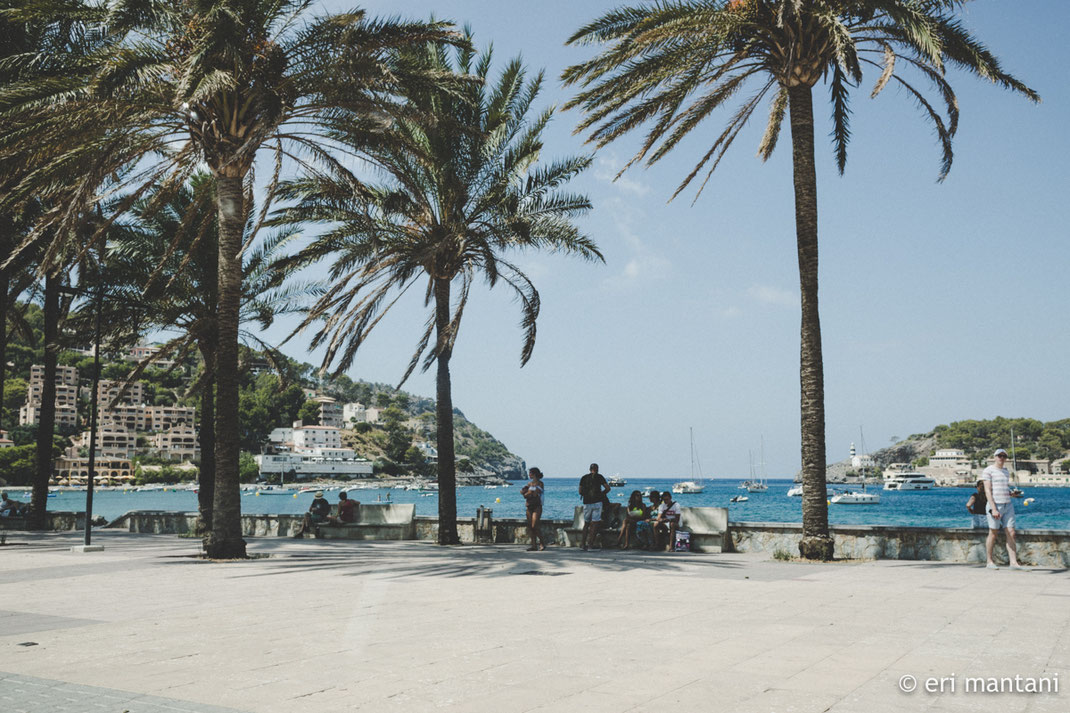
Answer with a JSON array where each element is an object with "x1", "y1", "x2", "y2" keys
[
  {"x1": 315, "y1": 396, "x2": 344, "y2": 428},
  {"x1": 19, "y1": 364, "x2": 80, "y2": 427},
  {"x1": 153, "y1": 426, "x2": 200, "y2": 461}
]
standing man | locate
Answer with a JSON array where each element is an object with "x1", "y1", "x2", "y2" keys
[
  {"x1": 578, "y1": 463, "x2": 610, "y2": 551},
  {"x1": 981, "y1": 449, "x2": 1022, "y2": 570}
]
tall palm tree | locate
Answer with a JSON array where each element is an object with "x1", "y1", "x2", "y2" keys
[
  {"x1": 101, "y1": 174, "x2": 307, "y2": 533},
  {"x1": 1, "y1": 1, "x2": 458, "y2": 556},
  {"x1": 275, "y1": 38, "x2": 601, "y2": 544},
  {"x1": 562, "y1": 0, "x2": 1037, "y2": 559}
]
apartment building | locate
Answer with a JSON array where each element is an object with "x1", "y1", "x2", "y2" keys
[
  {"x1": 76, "y1": 425, "x2": 137, "y2": 459},
  {"x1": 153, "y1": 426, "x2": 200, "y2": 461},
  {"x1": 53, "y1": 456, "x2": 134, "y2": 486},
  {"x1": 316, "y1": 396, "x2": 344, "y2": 428},
  {"x1": 19, "y1": 403, "x2": 78, "y2": 428}
]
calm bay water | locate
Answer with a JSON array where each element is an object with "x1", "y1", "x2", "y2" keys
[{"x1": 30, "y1": 478, "x2": 1070, "y2": 530}]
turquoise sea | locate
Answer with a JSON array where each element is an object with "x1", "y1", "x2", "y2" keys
[{"x1": 27, "y1": 477, "x2": 1070, "y2": 529}]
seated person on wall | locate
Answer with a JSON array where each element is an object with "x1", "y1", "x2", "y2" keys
[
  {"x1": 327, "y1": 491, "x2": 358, "y2": 525},
  {"x1": 617, "y1": 490, "x2": 648, "y2": 549},
  {"x1": 652, "y1": 491, "x2": 682, "y2": 552},
  {"x1": 293, "y1": 491, "x2": 332, "y2": 538},
  {"x1": 0, "y1": 492, "x2": 26, "y2": 518}
]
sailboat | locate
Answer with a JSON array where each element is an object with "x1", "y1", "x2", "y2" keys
[
  {"x1": 672, "y1": 428, "x2": 706, "y2": 494},
  {"x1": 1009, "y1": 427, "x2": 1024, "y2": 498},
  {"x1": 747, "y1": 438, "x2": 768, "y2": 492},
  {"x1": 831, "y1": 428, "x2": 880, "y2": 504}
]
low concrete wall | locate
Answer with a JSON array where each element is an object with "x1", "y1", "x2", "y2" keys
[
  {"x1": 729, "y1": 522, "x2": 1070, "y2": 567},
  {"x1": 0, "y1": 511, "x2": 85, "y2": 531},
  {"x1": 97, "y1": 511, "x2": 1070, "y2": 567},
  {"x1": 415, "y1": 516, "x2": 574, "y2": 545}
]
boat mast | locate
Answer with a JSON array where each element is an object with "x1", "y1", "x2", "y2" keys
[{"x1": 690, "y1": 427, "x2": 695, "y2": 481}]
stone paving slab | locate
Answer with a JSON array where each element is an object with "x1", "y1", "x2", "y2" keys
[
  {"x1": 0, "y1": 672, "x2": 249, "y2": 713},
  {"x1": 0, "y1": 531, "x2": 1067, "y2": 713}
]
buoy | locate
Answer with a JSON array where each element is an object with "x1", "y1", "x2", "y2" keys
[
  {"x1": 1023, "y1": 498, "x2": 1035, "y2": 506},
  {"x1": 255, "y1": 492, "x2": 260, "y2": 497},
  {"x1": 495, "y1": 497, "x2": 501, "y2": 503},
  {"x1": 293, "y1": 493, "x2": 298, "y2": 498}
]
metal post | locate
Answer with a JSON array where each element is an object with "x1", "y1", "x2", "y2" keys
[{"x1": 83, "y1": 283, "x2": 104, "y2": 547}]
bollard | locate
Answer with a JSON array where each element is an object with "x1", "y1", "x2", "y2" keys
[{"x1": 475, "y1": 506, "x2": 493, "y2": 543}]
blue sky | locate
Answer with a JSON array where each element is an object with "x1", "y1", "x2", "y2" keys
[{"x1": 261, "y1": 1, "x2": 1070, "y2": 479}]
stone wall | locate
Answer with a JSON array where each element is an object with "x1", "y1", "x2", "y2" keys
[
  {"x1": 729, "y1": 522, "x2": 1070, "y2": 568},
  {"x1": 0, "y1": 511, "x2": 84, "y2": 531}
]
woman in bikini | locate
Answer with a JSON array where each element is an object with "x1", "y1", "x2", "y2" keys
[{"x1": 522, "y1": 467, "x2": 547, "y2": 551}]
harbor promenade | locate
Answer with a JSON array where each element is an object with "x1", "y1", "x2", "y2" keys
[{"x1": 1, "y1": 532, "x2": 1067, "y2": 713}]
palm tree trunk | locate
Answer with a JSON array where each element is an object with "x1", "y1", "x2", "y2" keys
[
  {"x1": 27, "y1": 272, "x2": 59, "y2": 530},
  {"x1": 204, "y1": 173, "x2": 246, "y2": 559},
  {"x1": 434, "y1": 277, "x2": 459, "y2": 545},
  {"x1": 196, "y1": 342, "x2": 216, "y2": 535},
  {"x1": 787, "y1": 84, "x2": 833, "y2": 561},
  {"x1": 0, "y1": 267, "x2": 8, "y2": 434}
]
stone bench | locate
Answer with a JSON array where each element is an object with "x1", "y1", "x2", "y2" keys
[
  {"x1": 679, "y1": 507, "x2": 729, "y2": 553},
  {"x1": 314, "y1": 503, "x2": 416, "y2": 541},
  {"x1": 561, "y1": 504, "x2": 728, "y2": 552},
  {"x1": 562, "y1": 503, "x2": 624, "y2": 548},
  {"x1": 0, "y1": 516, "x2": 28, "y2": 531}
]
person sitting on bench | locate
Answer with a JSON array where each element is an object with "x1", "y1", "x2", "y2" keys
[{"x1": 652, "y1": 491, "x2": 681, "y2": 551}]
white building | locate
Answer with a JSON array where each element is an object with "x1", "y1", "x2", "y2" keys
[
  {"x1": 364, "y1": 407, "x2": 384, "y2": 424},
  {"x1": 268, "y1": 427, "x2": 294, "y2": 446},
  {"x1": 0, "y1": 430, "x2": 12, "y2": 449},
  {"x1": 848, "y1": 442, "x2": 875, "y2": 470},
  {"x1": 342, "y1": 402, "x2": 366, "y2": 425},
  {"x1": 293, "y1": 425, "x2": 342, "y2": 451},
  {"x1": 929, "y1": 448, "x2": 970, "y2": 469}
]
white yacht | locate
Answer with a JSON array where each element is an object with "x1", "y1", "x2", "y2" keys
[
  {"x1": 830, "y1": 489, "x2": 880, "y2": 505},
  {"x1": 672, "y1": 480, "x2": 705, "y2": 494},
  {"x1": 883, "y1": 473, "x2": 936, "y2": 490},
  {"x1": 607, "y1": 474, "x2": 626, "y2": 487},
  {"x1": 786, "y1": 483, "x2": 803, "y2": 497}
]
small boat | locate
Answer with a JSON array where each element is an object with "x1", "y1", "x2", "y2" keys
[
  {"x1": 730, "y1": 495, "x2": 748, "y2": 503},
  {"x1": 607, "y1": 474, "x2": 626, "y2": 487},
  {"x1": 484, "y1": 485, "x2": 498, "y2": 489},
  {"x1": 786, "y1": 484, "x2": 803, "y2": 497},
  {"x1": 830, "y1": 490, "x2": 880, "y2": 505}
]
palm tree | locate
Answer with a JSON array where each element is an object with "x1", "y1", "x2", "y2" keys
[
  {"x1": 88, "y1": 173, "x2": 308, "y2": 533},
  {"x1": 562, "y1": 0, "x2": 1037, "y2": 559},
  {"x1": 1, "y1": 1, "x2": 458, "y2": 556},
  {"x1": 275, "y1": 38, "x2": 601, "y2": 544}
]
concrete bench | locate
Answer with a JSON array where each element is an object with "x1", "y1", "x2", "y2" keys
[
  {"x1": 314, "y1": 503, "x2": 416, "y2": 540},
  {"x1": 0, "y1": 516, "x2": 28, "y2": 531},
  {"x1": 679, "y1": 507, "x2": 729, "y2": 552},
  {"x1": 563, "y1": 503, "x2": 624, "y2": 548}
]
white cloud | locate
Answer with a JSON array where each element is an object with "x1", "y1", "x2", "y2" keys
[
  {"x1": 598, "y1": 197, "x2": 671, "y2": 289},
  {"x1": 593, "y1": 154, "x2": 650, "y2": 197}
]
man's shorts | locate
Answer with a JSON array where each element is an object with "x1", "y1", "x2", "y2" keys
[
  {"x1": 583, "y1": 502, "x2": 602, "y2": 523},
  {"x1": 310, "y1": 513, "x2": 328, "y2": 524},
  {"x1": 986, "y1": 500, "x2": 1016, "y2": 530}
]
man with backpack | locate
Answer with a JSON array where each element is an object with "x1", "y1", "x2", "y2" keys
[{"x1": 578, "y1": 463, "x2": 610, "y2": 551}]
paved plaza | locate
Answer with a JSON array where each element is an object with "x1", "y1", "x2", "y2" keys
[{"x1": 1, "y1": 531, "x2": 1067, "y2": 713}]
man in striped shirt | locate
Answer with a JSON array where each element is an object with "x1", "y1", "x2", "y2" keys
[{"x1": 981, "y1": 449, "x2": 1022, "y2": 570}]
